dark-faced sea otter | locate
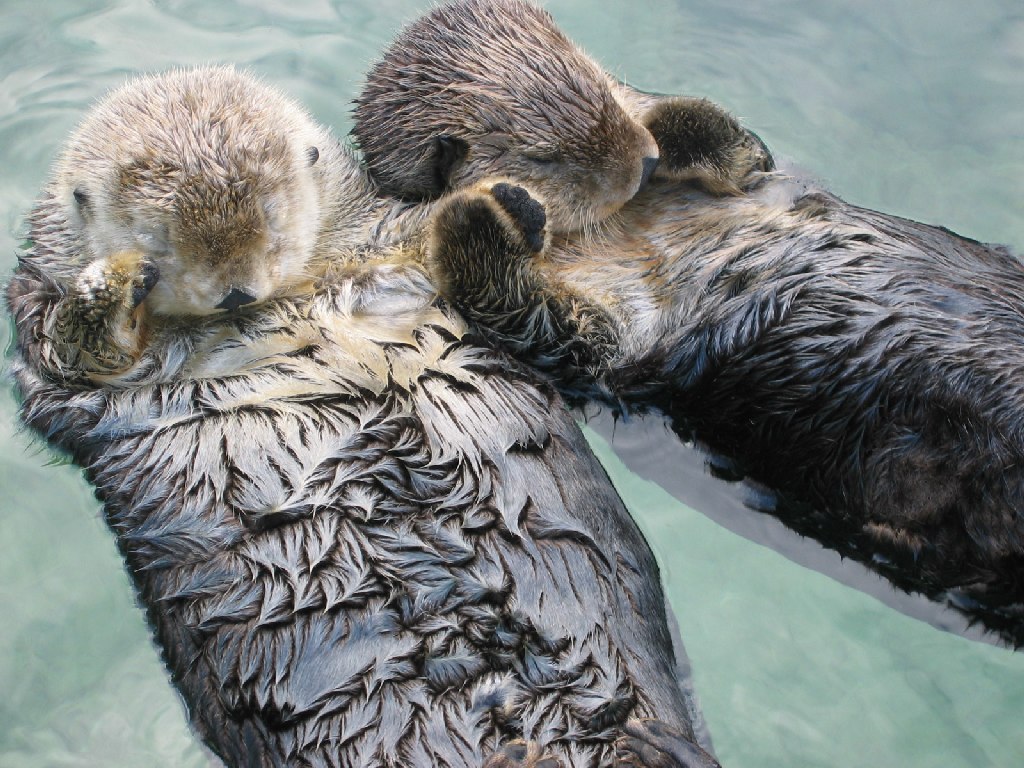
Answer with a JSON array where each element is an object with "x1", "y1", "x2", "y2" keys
[
  {"x1": 7, "y1": 66, "x2": 722, "y2": 766},
  {"x1": 352, "y1": 0, "x2": 1024, "y2": 643},
  {"x1": 352, "y1": 0, "x2": 771, "y2": 234}
]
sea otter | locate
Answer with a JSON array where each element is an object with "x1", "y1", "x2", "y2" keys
[
  {"x1": 7, "y1": 66, "x2": 722, "y2": 766},
  {"x1": 352, "y1": 0, "x2": 771, "y2": 234},
  {"x1": 354, "y1": 0, "x2": 1024, "y2": 642}
]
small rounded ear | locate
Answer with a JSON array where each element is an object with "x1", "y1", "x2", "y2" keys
[
  {"x1": 306, "y1": 146, "x2": 320, "y2": 166},
  {"x1": 71, "y1": 186, "x2": 91, "y2": 225},
  {"x1": 431, "y1": 134, "x2": 469, "y2": 194}
]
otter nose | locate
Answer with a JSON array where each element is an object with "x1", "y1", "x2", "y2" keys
[
  {"x1": 639, "y1": 156, "x2": 659, "y2": 190},
  {"x1": 216, "y1": 287, "x2": 257, "y2": 311}
]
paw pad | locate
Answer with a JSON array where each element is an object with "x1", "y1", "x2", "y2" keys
[
  {"x1": 132, "y1": 261, "x2": 160, "y2": 308},
  {"x1": 491, "y1": 183, "x2": 546, "y2": 253}
]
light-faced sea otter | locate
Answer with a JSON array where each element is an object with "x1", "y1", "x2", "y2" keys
[
  {"x1": 7, "y1": 66, "x2": 721, "y2": 766},
  {"x1": 353, "y1": 0, "x2": 1024, "y2": 644}
]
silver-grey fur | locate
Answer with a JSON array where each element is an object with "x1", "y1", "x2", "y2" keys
[{"x1": 7, "y1": 67, "x2": 720, "y2": 766}]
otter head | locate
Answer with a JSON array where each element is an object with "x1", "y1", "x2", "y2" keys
[
  {"x1": 57, "y1": 67, "x2": 327, "y2": 317},
  {"x1": 353, "y1": 0, "x2": 659, "y2": 234}
]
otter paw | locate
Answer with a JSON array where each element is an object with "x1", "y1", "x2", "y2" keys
[
  {"x1": 489, "y1": 183, "x2": 547, "y2": 253},
  {"x1": 131, "y1": 259, "x2": 161, "y2": 309},
  {"x1": 60, "y1": 250, "x2": 157, "y2": 373},
  {"x1": 427, "y1": 182, "x2": 546, "y2": 302},
  {"x1": 614, "y1": 719, "x2": 721, "y2": 768},
  {"x1": 644, "y1": 97, "x2": 770, "y2": 194},
  {"x1": 75, "y1": 251, "x2": 159, "y2": 319},
  {"x1": 483, "y1": 740, "x2": 564, "y2": 768}
]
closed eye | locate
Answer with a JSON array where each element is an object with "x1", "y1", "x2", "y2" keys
[
  {"x1": 523, "y1": 145, "x2": 562, "y2": 165},
  {"x1": 137, "y1": 230, "x2": 170, "y2": 255}
]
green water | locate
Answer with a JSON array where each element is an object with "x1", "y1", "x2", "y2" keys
[{"x1": 0, "y1": 1, "x2": 1022, "y2": 766}]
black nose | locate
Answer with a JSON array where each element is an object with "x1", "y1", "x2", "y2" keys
[
  {"x1": 216, "y1": 287, "x2": 257, "y2": 311},
  {"x1": 639, "y1": 156, "x2": 659, "y2": 189}
]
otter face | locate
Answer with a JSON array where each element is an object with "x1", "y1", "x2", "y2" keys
[
  {"x1": 71, "y1": 157, "x2": 319, "y2": 317},
  {"x1": 438, "y1": 89, "x2": 659, "y2": 233},
  {"x1": 57, "y1": 67, "x2": 327, "y2": 317},
  {"x1": 353, "y1": 0, "x2": 659, "y2": 234}
]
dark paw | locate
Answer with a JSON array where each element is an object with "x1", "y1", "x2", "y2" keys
[
  {"x1": 482, "y1": 740, "x2": 564, "y2": 768},
  {"x1": 645, "y1": 98, "x2": 743, "y2": 172},
  {"x1": 614, "y1": 719, "x2": 721, "y2": 768},
  {"x1": 131, "y1": 260, "x2": 160, "y2": 308},
  {"x1": 746, "y1": 128, "x2": 776, "y2": 172},
  {"x1": 491, "y1": 183, "x2": 546, "y2": 253},
  {"x1": 642, "y1": 97, "x2": 773, "y2": 193}
]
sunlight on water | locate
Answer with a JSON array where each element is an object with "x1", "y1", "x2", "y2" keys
[{"x1": 0, "y1": 1, "x2": 1021, "y2": 766}]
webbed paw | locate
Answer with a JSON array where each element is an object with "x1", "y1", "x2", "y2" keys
[
  {"x1": 427, "y1": 181, "x2": 547, "y2": 303},
  {"x1": 489, "y1": 183, "x2": 547, "y2": 253},
  {"x1": 57, "y1": 250, "x2": 159, "y2": 374},
  {"x1": 482, "y1": 740, "x2": 564, "y2": 768},
  {"x1": 644, "y1": 97, "x2": 773, "y2": 194},
  {"x1": 614, "y1": 719, "x2": 721, "y2": 768}
]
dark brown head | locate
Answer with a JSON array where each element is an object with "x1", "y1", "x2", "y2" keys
[{"x1": 353, "y1": 0, "x2": 659, "y2": 233}]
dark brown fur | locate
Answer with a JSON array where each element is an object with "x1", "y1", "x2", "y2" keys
[
  {"x1": 425, "y1": 174, "x2": 1024, "y2": 644},
  {"x1": 353, "y1": 0, "x2": 1024, "y2": 643},
  {"x1": 352, "y1": 0, "x2": 770, "y2": 235}
]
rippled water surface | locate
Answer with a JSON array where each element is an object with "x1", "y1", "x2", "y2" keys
[{"x1": 1, "y1": 1, "x2": 1022, "y2": 766}]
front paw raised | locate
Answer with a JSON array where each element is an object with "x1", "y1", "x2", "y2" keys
[
  {"x1": 57, "y1": 250, "x2": 159, "y2": 374},
  {"x1": 644, "y1": 97, "x2": 773, "y2": 195},
  {"x1": 489, "y1": 183, "x2": 547, "y2": 253},
  {"x1": 427, "y1": 181, "x2": 547, "y2": 302}
]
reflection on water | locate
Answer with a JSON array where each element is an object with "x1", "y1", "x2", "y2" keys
[{"x1": 0, "y1": 1, "x2": 1021, "y2": 766}]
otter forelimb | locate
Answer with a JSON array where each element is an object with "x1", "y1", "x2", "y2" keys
[
  {"x1": 33, "y1": 250, "x2": 157, "y2": 381},
  {"x1": 615, "y1": 84, "x2": 774, "y2": 194},
  {"x1": 428, "y1": 182, "x2": 619, "y2": 389}
]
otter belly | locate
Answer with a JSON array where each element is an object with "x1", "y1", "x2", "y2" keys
[{"x1": 14, "y1": 275, "x2": 701, "y2": 767}]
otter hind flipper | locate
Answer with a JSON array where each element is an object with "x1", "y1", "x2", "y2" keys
[
  {"x1": 482, "y1": 741, "x2": 564, "y2": 768},
  {"x1": 614, "y1": 719, "x2": 722, "y2": 768}
]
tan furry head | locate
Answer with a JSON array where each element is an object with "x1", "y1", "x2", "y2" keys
[
  {"x1": 17, "y1": 66, "x2": 425, "y2": 382},
  {"x1": 353, "y1": 0, "x2": 660, "y2": 233},
  {"x1": 53, "y1": 66, "x2": 330, "y2": 316}
]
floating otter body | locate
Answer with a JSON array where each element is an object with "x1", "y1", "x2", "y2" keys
[
  {"x1": 355, "y1": 1, "x2": 1024, "y2": 641},
  {"x1": 8, "y1": 67, "x2": 719, "y2": 766}
]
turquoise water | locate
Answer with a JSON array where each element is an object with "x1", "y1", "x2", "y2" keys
[{"x1": 0, "y1": 1, "x2": 1022, "y2": 766}]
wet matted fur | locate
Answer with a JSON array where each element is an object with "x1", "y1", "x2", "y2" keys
[
  {"x1": 353, "y1": 0, "x2": 1024, "y2": 642},
  {"x1": 7, "y1": 67, "x2": 719, "y2": 767},
  {"x1": 426, "y1": 173, "x2": 1024, "y2": 645}
]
